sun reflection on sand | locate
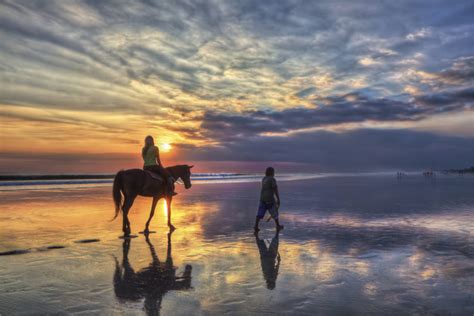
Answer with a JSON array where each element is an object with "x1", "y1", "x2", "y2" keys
[{"x1": 162, "y1": 199, "x2": 168, "y2": 218}]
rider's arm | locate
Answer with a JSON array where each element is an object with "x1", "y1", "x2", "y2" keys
[
  {"x1": 155, "y1": 146, "x2": 172, "y2": 179},
  {"x1": 154, "y1": 146, "x2": 162, "y2": 166}
]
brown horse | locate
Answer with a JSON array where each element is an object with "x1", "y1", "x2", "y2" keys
[{"x1": 112, "y1": 165, "x2": 193, "y2": 236}]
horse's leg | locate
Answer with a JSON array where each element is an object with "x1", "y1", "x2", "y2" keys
[
  {"x1": 122, "y1": 214, "x2": 128, "y2": 236},
  {"x1": 122, "y1": 194, "x2": 136, "y2": 236},
  {"x1": 144, "y1": 196, "x2": 159, "y2": 235},
  {"x1": 166, "y1": 196, "x2": 176, "y2": 231},
  {"x1": 166, "y1": 230, "x2": 173, "y2": 268},
  {"x1": 121, "y1": 201, "x2": 128, "y2": 236}
]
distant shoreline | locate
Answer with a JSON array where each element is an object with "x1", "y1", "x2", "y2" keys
[
  {"x1": 0, "y1": 174, "x2": 115, "y2": 181},
  {"x1": 443, "y1": 166, "x2": 474, "y2": 174},
  {"x1": 0, "y1": 173, "x2": 247, "y2": 181},
  {"x1": 0, "y1": 169, "x2": 472, "y2": 182}
]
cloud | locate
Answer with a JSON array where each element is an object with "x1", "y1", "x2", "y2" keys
[
  {"x1": 0, "y1": 0, "x2": 473, "y2": 172},
  {"x1": 438, "y1": 56, "x2": 474, "y2": 84},
  {"x1": 176, "y1": 128, "x2": 474, "y2": 171},
  {"x1": 1, "y1": 0, "x2": 473, "y2": 114},
  {"x1": 2, "y1": 128, "x2": 471, "y2": 173},
  {"x1": 196, "y1": 87, "x2": 473, "y2": 142}
]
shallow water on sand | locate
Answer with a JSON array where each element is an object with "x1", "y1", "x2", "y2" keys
[{"x1": 0, "y1": 175, "x2": 473, "y2": 315}]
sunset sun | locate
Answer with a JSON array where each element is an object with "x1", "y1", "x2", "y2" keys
[{"x1": 161, "y1": 143, "x2": 172, "y2": 153}]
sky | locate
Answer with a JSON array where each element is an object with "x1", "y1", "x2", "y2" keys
[{"x1": 0, "y1": 0, "x2": 473, "y2": 173}]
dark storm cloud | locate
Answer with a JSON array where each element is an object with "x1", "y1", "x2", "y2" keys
[
  {"x1": 415, "y1": 89, "x2": 474, "y2": 108},
  {"x1": 198, "y1": 88, "x2": 474, "y2": 141},
  {"x1": 177, "y1": 128, "x2": 474, "y2": 171},
  {"x1": 438, "y1": 56, "x2": 474, "y2": 83}
]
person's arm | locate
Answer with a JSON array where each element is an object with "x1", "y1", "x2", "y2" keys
[
  {"x1": 155, "y1": 146, "x2": 172, "y2": 178},
  {"x1": 154, "y1": 146, "x2": 163, "y2": 166},
  {"x1": 273, "y1": 179, "x2": 280, "y2": 205}
]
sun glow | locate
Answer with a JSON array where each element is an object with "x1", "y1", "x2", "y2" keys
[{"x1": 161, "y1": 143, "x2": 172, "y2": 152}]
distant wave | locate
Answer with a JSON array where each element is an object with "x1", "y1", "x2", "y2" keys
[
  {"x1": 0, "y1": 173, "x2": 258, "y2": 190},
  {"x1": 0, "y1": 172, "x2": 313, "y2": 190}
]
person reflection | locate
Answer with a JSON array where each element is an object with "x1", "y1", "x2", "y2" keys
[
  {"x1": 113, "y1": 232, "x2": 192, "y2": 315},
  {"x1": 255, "y1": 232, "x2": 281, "y2": 290}
]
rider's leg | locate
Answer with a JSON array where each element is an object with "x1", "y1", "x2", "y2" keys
[
  {"x1": 157, "y1": 165, "x2": 177, "y2": 196},
  {"x1": 142, "y1": 165, "x2": 160, "y2": 193}
]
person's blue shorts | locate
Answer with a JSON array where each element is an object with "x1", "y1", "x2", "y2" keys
[{"x1": 257, "y1": 201, "x2": 278, "y2": 219}]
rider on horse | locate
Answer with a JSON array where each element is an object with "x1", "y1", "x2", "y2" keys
[{"x1": 142, "y1": 135, "x2": 177, "y2": 196}]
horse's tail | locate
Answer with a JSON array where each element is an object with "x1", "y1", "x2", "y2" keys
[{"x1": 112, "y1": 170, "x2": 124, "y2": 221}]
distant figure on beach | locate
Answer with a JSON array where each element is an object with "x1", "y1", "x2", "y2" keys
[
  {"x1": 142, "y1": 135, "x2": 176, "y2": 196},
  {"x1": 254, "y1": 167, "x2": 284, "y2": 233},
  {"x1": 255, "y1": 232, "x2": 281, "y2": 290},
  {"x1": 113, "y1": 232, "x2": 192, "y2": 314}
]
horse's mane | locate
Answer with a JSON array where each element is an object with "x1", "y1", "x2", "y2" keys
[{"x1": 166, "y1": 164, "x2": 188, "y2": 171}]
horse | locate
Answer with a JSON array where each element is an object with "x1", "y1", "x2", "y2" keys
[{"x1": 112, "y1": 164, "x2": 193, "y2": 236}]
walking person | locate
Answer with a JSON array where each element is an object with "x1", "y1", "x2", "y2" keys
[{"x1": 254, "y1": 167, "x2": 283, "y2": 233}]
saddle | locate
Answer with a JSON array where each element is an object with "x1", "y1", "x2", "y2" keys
[{"x1": 144, "y1": 170, "x2": 165, "y2": 182}]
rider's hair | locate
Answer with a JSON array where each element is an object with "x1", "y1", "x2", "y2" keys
[
  {"x1": 142, "y1": 135, "x2": 155, "y2": 159},
  {"x1": 265, "y1": 167, "x2": 275, "y2": 176}
]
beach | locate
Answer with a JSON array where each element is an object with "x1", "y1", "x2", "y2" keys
[{"x1": 1, "y1": 174, "x2": 473, "y2": 315}]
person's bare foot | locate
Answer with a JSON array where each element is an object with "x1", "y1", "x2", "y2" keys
[{"x1": 276, "y1": 225, "x2": 284, "y2": 232}]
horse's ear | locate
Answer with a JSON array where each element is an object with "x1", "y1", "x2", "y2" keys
[{"x1": 188, "y1": 165, "x2": 194, "y2": 169}]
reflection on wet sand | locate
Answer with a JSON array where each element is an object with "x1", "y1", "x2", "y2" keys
[
  {"x1": 1, "y1": 176, "x2": 474, "y2": 314},
  {"x1": 113, "y1": 232, "x2": 192, "y2": 315},
  {"x1": 255, "y1": 232, "x2": 280, "y2": 290}
]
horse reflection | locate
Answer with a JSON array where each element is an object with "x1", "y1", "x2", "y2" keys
[
  {"x1": 114, "y1": 232, "x2": 192, "y2": 315},
  {"x1": 255, "y1": 232, "x2": 281, "y2": 290}
]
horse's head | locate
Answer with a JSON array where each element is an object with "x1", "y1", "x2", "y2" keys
[
  {"x1": 181, "y1": 165, "x2": 194, "y2": 189},
  {"x1": 168, "y1": 164, "x2": 194, "y2": 189}
]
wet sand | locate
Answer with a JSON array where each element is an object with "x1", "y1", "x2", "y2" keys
[{"x1": 1, "y1": 175, "x2": 473, "y2": 315}]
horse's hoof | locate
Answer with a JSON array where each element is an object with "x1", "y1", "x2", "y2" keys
[
  {"x1": 119, "y1": 235, "x2": 138, "y2": 239},
  {"x1": 169, "y1": 225, "x2": 176, "y2": 232}
]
